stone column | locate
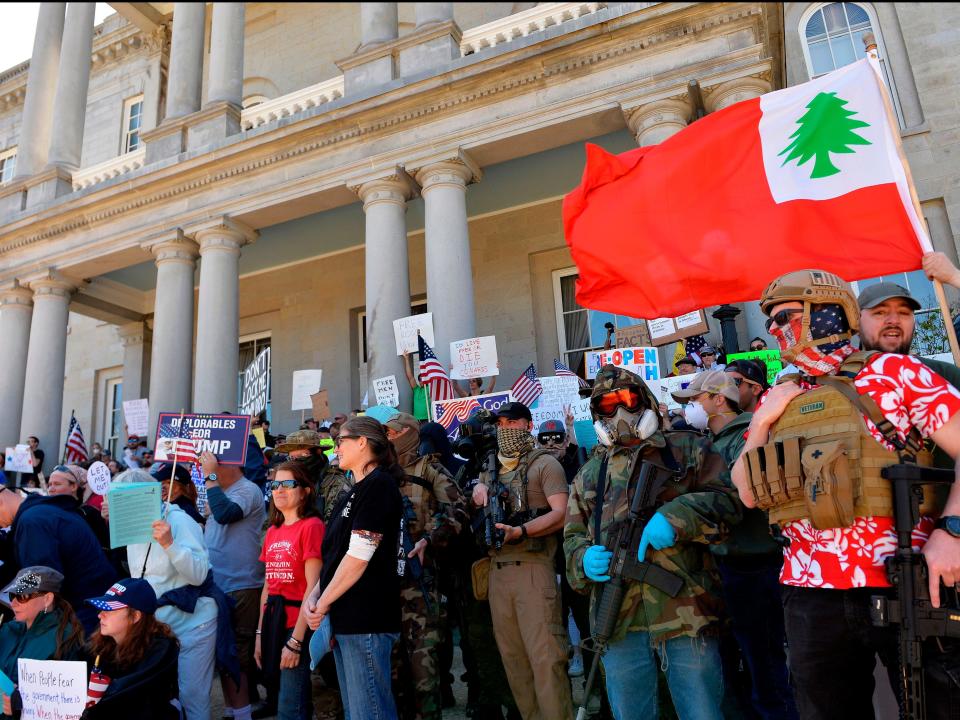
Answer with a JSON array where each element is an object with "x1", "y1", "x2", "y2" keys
[
  {"x1": 354, "y1": 171, "x2": 416, "y2": 411},
  {"x1": 118, "y1": 321, "x2": 152, "y2": 403},
  {"x1": 192, "y1": 219, "x2": 257, "y2": 413},
  {"x1": 414, "y1": 151, "x2": 482, "y2": 368},
  {"x1": 400, "y1": 2, "x2": 460, "y2": 77},
  {"x1": 19, "y1": 273, "x2": 76, "y2": 473},
  {"x1": 360, "y1": 3, "x2": 399, "y2": 48},
  {"x1": 415, "y1": 2, "x2": 453, "y2": 27},
  {"x1": 624, "y1": 98, "x2": 692, "y2": 146},
  {"x1": 13, "y1": 3, "x2": 65, "y2": 180},
  {"x1": 207, "y1": 2, "x2": 246, "y2": 106},
  {"x1": 146, "y1": 232, "x2": 198, "y2": 437},
  {"x1": 47, "y1": 2, "x2": 96, "y2": 172},
  {"x1": 166, "y1": 2, "x2": 206, "y2": 119},
  {"x1": 140, "y1": 26, "x2": 170, "y2": 133},
  {"x1": 704, "y1": 76, "x2": 772, "y2": 113},
  {"x1": 0, "y1": 283, "x2": 33, "y2": 448}
]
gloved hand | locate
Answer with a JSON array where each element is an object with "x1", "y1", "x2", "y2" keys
[
  {"x1": 582, "y1": 545, "x2": 613, "y2": 582},
  {"x1": 637, "y1": 513, "x2": 677, "y2": 562}
]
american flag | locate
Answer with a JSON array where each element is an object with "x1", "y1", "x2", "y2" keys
[
  {"x1": 418, "y1": 335, "x2": 455, "y2": 402},
  {"x1": 158, "y1": 419, "x2": 201, "y2": 464},
  {"x1": 63, "y1": 415, "x2": 88, "y2": 464},
  {"x1": 554, "y1": 358, "x2": 589, "y2": 388},
  {"x1": 685, "y1": 334, "x2": 708, "y2": 365},
  {"x1": 435, "y1": 397, "x2": 481, "y2": 429},
  {"x1": 511, "y1": 364, "x2": 543, "y2": 406}
]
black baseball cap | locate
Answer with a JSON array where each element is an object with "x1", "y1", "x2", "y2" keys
[
  {"x1": 857, "y1": 282, "x2": 921, "y2": 311},
  {"x1": 150, "y1": 462, "x2": 192, "y2": 485},
  {"x1": 491, "y1": 402, "x2": 532, "y2": 422},
  {"x1": 725, "y1": 359, "x2": 769, "y2": 389}
]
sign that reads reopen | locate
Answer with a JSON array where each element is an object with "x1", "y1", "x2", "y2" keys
[{"x1": 585, "y1": 346, "x2": 661, "y2": 381}]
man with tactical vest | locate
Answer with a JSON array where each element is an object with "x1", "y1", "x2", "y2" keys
[
  {"x1": 671, "y1": 371, "x2": 798, "y2": 720},
  {"x1": 470, "y1": 401, "x2": 572, "y2": 720},
  {"x1": 731, "y1": 269, "x2": 960, "y2": 719},
  {"x1": 275, "y1": 430, "x2": 352, "y2": 522},
  {"x1": 564, "y1": 365, "x2": 741, "y2": 720},
  {"x1": 385, "y1": 413, "x2": 468, "y2": 720}
]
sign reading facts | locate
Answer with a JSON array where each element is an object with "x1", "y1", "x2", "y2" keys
[
  {"x1": 449, "y1": 336, "x2": 499, "y2": 380},
  {"x1": 615, "y1": 322, "x2": 652, "y2": 349},
  {"x1": 585, "y1": 346, "x2": 661, "y2": 381},
  {"x1": 154, "y1": 413, "x2": 251, "y2": 465},
  {"x1": 433, "y1": 390, "x2": 513, "y2": 442}
]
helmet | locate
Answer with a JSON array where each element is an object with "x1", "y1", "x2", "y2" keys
[{"x1": 759, "y1": 269, "x2": 859, "y2": 332}]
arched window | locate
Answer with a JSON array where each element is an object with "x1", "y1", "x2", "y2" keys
[{"x1": 800, "y1": 3, "x2": 904, "y2": 126}]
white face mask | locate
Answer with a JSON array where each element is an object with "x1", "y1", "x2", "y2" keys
[{"x1": 683, "y1": 401, "x2": 710, "y2": 431}]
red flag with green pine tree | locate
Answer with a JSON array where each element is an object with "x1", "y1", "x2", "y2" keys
[{"x1": 563, "y1": 58, "x2": 931, "y2": 319}]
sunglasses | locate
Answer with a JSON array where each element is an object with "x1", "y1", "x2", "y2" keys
[
  {"x1": 11, "y1": 592, "x2": 42, "y2": 603},
  {"x1": 538, "y1": 433, "x2": 565, "y2": 446},
  {"x1": 593, "y1": 388, "x2": 643, "y2": 418},
  {"x1": 269, "y1": 479, "x2": 302, "y2": 491},
  {"x1": 749, "y1": 344, "x2": 766, "y2": 351},
  {"x1": 765, "y1": 308, "x2": 803, "y2": 332},
  {"x1": 334, "y1": 435, "x2": 360, "y2": 448}
]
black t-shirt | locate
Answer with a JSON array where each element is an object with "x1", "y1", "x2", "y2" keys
[
  {"x1": 318, "y1": 466, "x2": 402, "y2": 635},
  {"x1": 29, "y1": 449, "x2": 44, "y2": 485}
]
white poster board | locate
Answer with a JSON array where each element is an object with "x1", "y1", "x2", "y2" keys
[
  {"x1": 87, "y1": 461, "x2": 112, "y2": 496},
  {"x1": 393, "y1": 313, "x2": 435, "y2": 355},
  {"x1": 17, "y1": 658, "x2": 87, "y2": 720},
  {"x1": 122, "y1": 399, "x2": 149, "y2": 437},
  {"x1": 4, "y1": 445, "x2": 34, "y2": 474},
  {"x1": 531, "y1": 397, "x2": 592, "y2": 430},
  {"x1": 373, "y1": 375, "x2": 400, "y2": 408},
  {"x1": 239, "y1": 347, "x2": 271, "y2": 417},
  {"x1": 585, "y1": 346, "x2": 661, "y2": 382},
  {"x1": 292, "y1": 369, "x2": 323, "y2": 411},
  {"x1": 654, "y1": 374, "x2": 699, "y2": 411},
  {"x1": 449, "y1": 336, "x2": 499, "y2": 380}
]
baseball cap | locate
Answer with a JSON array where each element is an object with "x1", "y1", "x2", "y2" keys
[
  {"x1": 675, "y1": 355, "x2": 699, "y2": 368},
  {"x1": 86, "y1": 578, "x2": 158, "y2": 615},
  {"x1": 384, "y1": 413, "x2": 420, "y2": 434},
  {"x1": 726, "y1": 359, "x2": 769, "y2": 389},
  {"x1": 670, "y1": 369, "x2": 740, "y2": 408},
  {"x1": 2, "y1": 566, "x2": 64, "y2": 595},
  {"x1": 857, "y1": 282, "x2": 921, "y2": 311},
  {"x1": 150, "y1": 462, "x2": 191, "y2": 485},
  {"x1": 537, "y1": 419, "x2": 566, "y2": 437},
  {"x1": 275, "y1": 429, "x2": 323, "y2": 453},
  {"x1": 126, "y1": 435, "x2": 140, "y2": 445},
  {"x1": 491, "y1": 402, "x2": 532, "y2": 422},
  {"x1": 700, "y1": 345, "x2": 717, "y2": 356}
]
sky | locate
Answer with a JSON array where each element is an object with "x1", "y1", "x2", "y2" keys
[{"x1": 0, "y1": 3, "x2": 115, "y2": 74}]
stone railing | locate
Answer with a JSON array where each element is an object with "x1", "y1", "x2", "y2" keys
[
  {"x1": 240, "y1": 76, "x2": 345, "y2": 131},
  {"x1": 72, "y1": 147, "x2": 146, "y2": 191},
  {"x1": 460, "y1": 2, "x2": 605, "y2": 55}
]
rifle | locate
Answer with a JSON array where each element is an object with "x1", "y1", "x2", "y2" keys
[
  {"x1": 476, "y1": 440, "x2": 507, "y2": 551},
  {"x1": 577, "y1": 458, "x2": 685, "y2": 720},
  {"x1": 869, "y1": 464, "x2": 960, "y2": 720},
  {"x1": 400, "y1": 494, "x2": 433, "y2": 615}
]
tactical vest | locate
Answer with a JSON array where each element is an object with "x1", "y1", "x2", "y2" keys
[
  {"x1": 744, "y1": 352, "x2": 933, "y2": 529},
  {"x1": 401, "y1": 456, "x2": 437, "y2": 536}
]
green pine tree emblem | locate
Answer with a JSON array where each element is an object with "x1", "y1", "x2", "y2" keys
[{"x1": 779, "y1": 91, "x2": 872, "y2": 179}]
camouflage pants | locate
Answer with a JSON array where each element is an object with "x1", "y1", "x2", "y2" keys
[{"x1": 393, "y1": 575, "x2": 442, "y2": 720}]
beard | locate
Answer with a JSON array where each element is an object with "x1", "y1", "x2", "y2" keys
[{"x1": 861, "y1": 327, "x2": 913, "y2": 355}]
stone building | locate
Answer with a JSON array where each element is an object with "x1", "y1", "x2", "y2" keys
[{"x1": 0, "y1": 2, "x2": 956, "y2": 465}]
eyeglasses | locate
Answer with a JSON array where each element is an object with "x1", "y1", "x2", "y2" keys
[
  {"x1": 334, "y1": 435, "x2": 360, "y2": 448},
  {"x1": 269, "y1": 479, "x2": 301, "y2": 491},
  {"x1": 52, "y1": 465, "x2": 79, "y2": 484},
  {"x1": 765, "y1": 308, "x2": 803, "y2": 332},
  {"x1": 749, "y1": 344, "x2": 766, "y2": 351},
  {"x1": 11, "y1": 592, "x2": 41, "y2": 604},
  {"x1": 538, "y1": 433, "x2": 565, "y2": 446},
  {"x1": 593, "y1": 388, "x2": 643, "y2": 418}
]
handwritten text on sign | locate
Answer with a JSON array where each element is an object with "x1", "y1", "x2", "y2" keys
[
  {"x1": 585, "y1": 347, "x2": 661, "y2": 381},
  {"x1": 18, "y1": 659, "x2": 86, "y2": 720},
  {"x1": 373, "y1": 375, "x2": 400, "y2": 408},
  {"x1": 449, "y1": 336, "x2": 499, "y2": 380}
]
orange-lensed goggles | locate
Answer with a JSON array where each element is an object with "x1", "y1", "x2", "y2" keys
[{"x1": 592, "y1": 388, "x2": 644, "y2": 418}]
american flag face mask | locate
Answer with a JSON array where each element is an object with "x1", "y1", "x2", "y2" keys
[{"x1": 771, "y1": 302, "x2": 855, "y2": 376}]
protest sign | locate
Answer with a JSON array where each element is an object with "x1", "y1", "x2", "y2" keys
[
  {"x1": 107, "y1": 482, "x2": 161, "y2": 549},
  {"x1": 574, "y1": 419, "x2": 599, "y2": 451},
  {"x1": 17, "y1": 659, "x2": 86, "y2": 720},
  {"x1": 585, "y1": 347, "x2": 660, "y2": 381},
  {"x1": 450, "y1": 336, "x2": 499, "y2": 380},
  {"x1": 292, "y1": 370, "x2": 323, "y2": 411},
  {"x1": 239, "y1": 348, "x2": 271, "y2": 417},
  {"x1": 433, "y1": 391, "x2": 513, "y2": 442},
  {"x1": 531, "y1": 396, "x2": 592, "y2": 431},
  {"x1": 530, "y1": 377, "x2": 587, "y2": 429},
  {"x1": 121, "y1": 398, "x2": 149, "y2": 437},
  {"x1": 393, "y1": 313, "x2": 435, "y2": 355},
  {"x1": 252, "y1": 427, "x2": 266, "y2": 448},
  {"x1": 4, "y1": 445, "x2": 33, "y2": 474},
  {"x1": 87, "y1": 461, "x2": 112, "y2": 496},
  {"x1": 646, "y1": 310, "x2": 710, "y2": 347},
  {"x1": 654, "y1": 374, "x2": 698, "y2": 411},
  {"x1": 311, "y1": 390, "x2": 331, "y2": 421},
  {"x1": 726, "y1": 349, "x2": 783, "y2": 386},
  {"x1": 373, "y1": 375, "x2": 400, "y2": 408},
  {"x1": 154, "y1": 413, "x2": 251, "y2": 465},
  {"x1": 615, "y1": 322, "x2": 652, "y2": 349}
]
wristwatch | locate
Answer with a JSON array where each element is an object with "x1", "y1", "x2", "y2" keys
[
  {"x1": 204, "y1": 473, "x2": 218, "y2": 486},
  {"x1": 934, "y1": 515, "x2": 960, "y2": 538}
]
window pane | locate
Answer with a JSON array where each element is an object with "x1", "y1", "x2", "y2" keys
[
  {"x1": 809, "y1": 40, "x2": 835, "y2": 75},
  {"x1": 615, "y1": 314, "x2": 644, "y2": 328},
  {"x1": 560, "y1": 275, "x2": 579, "y2": 312},
  {"x1": 805, "y1": 9, "x2": 826, "y2": 40},
  {"x1": 830, "y1": 34, "x2": 856, "y2": 67},
  {"x1": 823, "y1": 2, "x2": 848, "y2": 33},
  {"x1": 564, "y1": 311, "x2": 590, "y2": 351},
  {"x1": 129, "y1": 114, "x2": 141, "y2": 131},
  {"x1": 851, "y1": 30, "x2": 870, "y2": 58},
  {"x1": 844, "y1": 3, "x2": 871, "y2": 27},
  {"x1": 589, "y1": 311, "x2": 616, "y2": 347},
  {"x1": 129, "y1": 132, "x2": 140, "y2": 151}
]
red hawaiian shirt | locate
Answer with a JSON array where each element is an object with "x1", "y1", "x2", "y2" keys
[{"x1": 757, "y1": 353, "x2": 960, "y2": 589}]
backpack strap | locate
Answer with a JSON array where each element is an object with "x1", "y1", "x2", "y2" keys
[
  {"x1": 837, "y1": 350, "x2": 878, "y2": 379},
  {"x1": 593, "y1": 455, "x2": 609, "y2": 544}
]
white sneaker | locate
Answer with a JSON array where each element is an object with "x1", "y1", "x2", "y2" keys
[{"x1": 568, "y1": 653, "x2": 584, "y2": 677}]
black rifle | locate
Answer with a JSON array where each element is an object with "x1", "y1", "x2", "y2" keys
[
  {"x1": 577, "y1": 459, "x2": 685, "y2": 720},
  {"x1": 400, "y1": 494, "x2": 433, "y2": 615},
  {"x1": 482, "y1": 445, "x2": 507, "y2": 551},
  {"x1": 869, "y1": 464, "x2": 960, "y2": 720}
]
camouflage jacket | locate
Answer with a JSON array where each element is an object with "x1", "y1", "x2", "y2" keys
[
  {"x1": 401, "y1": 455, "x2": 469, "y2": 568},
  {"x1": 317, "y1": 466, "x2": 352, "y2": 523},
  {"x1": 564, "y1": 429, "x2": 742, "y2": 644}
]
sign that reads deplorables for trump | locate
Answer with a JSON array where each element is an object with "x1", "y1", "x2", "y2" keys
[
  {"x1": 585, "y1": 346, "x2": 661, "y2": 381},
  {"x1": 154, "y1": 413, "x2": 251, "y2": 465}
]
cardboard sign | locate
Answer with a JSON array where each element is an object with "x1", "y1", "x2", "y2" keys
[
  {"x1": 433, "y1": 391, "x2": 513, "y2": 442},
  {"x1": 450, "y1": 336, "x2": 499, "y2": 380},
  {"x1": 393, "y1": 313, "x2": 435, "y2": 355},
  {"x1": 615, "y1": 322, "x2": 652, "y2": 349},
  {"x1": 645, "y1": 310, "x2": 710, "y2": 347},
  {"x1": 311, "y1": 390, "x2": 331, "y2": 421},
  {"x1": 87, "y1": 461, "x2": 112, "y2": 496},
  {"x1": 17, "y1": 658, "x2": 86, "y2": 720},
  {"x1": 107, "y1": 482, "x2": 162, "y2": 549},
  {"x1": 292, "y1": 369, "x2": 323, "y2": 411},
  {"x1": 373, "y1": 375, "x2": 400, "y2": 408},
  {"x1": 654, "y1": 374, "x2": 699, "y2": 411},
  {"x1": 4, "y1": 445, "x2": 33, "y2": 474},
  {"x1": 239, "y1": 348, "x2": 271, "y2": 417},
  {"x1": 154, "y1": 413, "x2": 252, "y2": 465},
  {"x1": 585, "y1": 346, "x2": 661, "y2": 382},
  {"x1": 122, "y1": 398, "x2": 149, "y2": 437},
  {"x1": 726, "y1": 349, "x2": 783, "y2": 386}
]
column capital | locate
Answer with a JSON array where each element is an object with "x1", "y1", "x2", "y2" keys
[
  {"x1": 411, "y1": 149, "x2": 482, "y2": 192},
  {"x1": 117, "y1": 320, "x2": 152, "y2": 347},
  {"x1": 704, "y1": 75, "x2": 772, "y2": 113},
  {"x1": 622, "y1": 97, "x2": 693, "y2": 146},
  {"x1": 27, "y1": 270, "x2": 79, "y2": 299},
  {"x1": 144, "y1": 229, "x2": 200, "y2": 265},
  {"x1": 190, "y1": 216, "x2": 259, "y2": 254},
  {"x1": 0, "y1": 280, "x2": 33, "y2": 308},
  {"x1": 350, "y1": 167, "x2": 418, "y2": 209}
]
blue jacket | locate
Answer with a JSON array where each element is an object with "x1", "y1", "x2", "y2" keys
[
  {"x1": 12, "y1": 494, "x2": 117, "y2": 635},
  {"x1": 242, "y1": 436, "x2": 267, "y2": 490}
]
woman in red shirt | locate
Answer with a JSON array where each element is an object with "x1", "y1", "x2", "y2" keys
[{"x1": 254, "y1": 461, "x2": 324, "y2": 720}]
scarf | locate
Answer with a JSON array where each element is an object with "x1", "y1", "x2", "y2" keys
[
  {"x1": 496, "y1": 427, "x2": 534, "y2": 470},
  {"x1": 771, "y1": 304, "x2": 855, "y2": 376}
]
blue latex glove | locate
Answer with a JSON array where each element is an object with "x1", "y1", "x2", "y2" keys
[
  {"x1": 582, "y1": 545, "x2": 613, "y2": 582},
  {"x1": 637, "y1": 513, "x2": 677, "y2": 562}
]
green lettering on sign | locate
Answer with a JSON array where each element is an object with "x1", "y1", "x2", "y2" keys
[{"x1": 799, "y1": 401, "x2": 825, "y2": 414}]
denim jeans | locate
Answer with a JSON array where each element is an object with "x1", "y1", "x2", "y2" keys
[
  {"x1": 178, "y1": 616, "x2": 217, "y2": 720},
  {"x1": 333, "y1": 632, "x2": 400, "y2": 720},
  {"x1": 602, "y1": 630, "x2": 724, "y2": 720},
  {"x1": 278, "y1": 628, "x2": 314, "y2": 720}
]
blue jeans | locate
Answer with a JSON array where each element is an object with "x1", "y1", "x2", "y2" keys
[
  {"x1": 333, "y1": 632, "x2": 400, "y2": 720},
  {"x1": 178, "y1": 616, "x2": 217, "y2": 720},
  {"x1": 602, "y1": 630, "x2": 723, "y2": 720},
  {"x1": 278, "y1": 628, "x2": 314, "y2": 720}
]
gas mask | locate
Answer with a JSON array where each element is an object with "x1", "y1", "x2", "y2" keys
[{"x1": 593, "y1": 406, "x2": 660, "y2": 447}]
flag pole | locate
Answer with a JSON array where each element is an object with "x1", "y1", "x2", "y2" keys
[
  {"x1": 164, "y1": 409, "x2": 185, "y2": 515},
  {"x1": 863, "y1": 35, "x2": 960, "y2": 365}
]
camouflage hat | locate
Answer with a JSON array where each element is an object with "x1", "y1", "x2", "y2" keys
[
  {"x1": 275, "y1": 429, "x2": 323, "y2": 453},
  {"x1": 384, "y1": 412, "x2": 420, "y2": 434},
  {"x1": 670, "y1": 369, "x2": 740, "y2": 408},
  {"x1": 589, "y1": 364, "x2": 659, "y2": 411}
]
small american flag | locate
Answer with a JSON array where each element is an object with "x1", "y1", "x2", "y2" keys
[
  {"x1": 435, "y1": 397, "x2": 481, "y2": 429},
  {"x1": 418, "y1": 335, "x2": 455, "y2": 403},
  {"x1": 554, "y1": 358, "x2": 589, "y2": 388},
  {"x1": 511, "y1": 364, "x2": 543, "y2": 406},
  {"x1": 685, "y1": 334, "x2": 708, "y2": 365},
  {"x1": 63, "y1": 415, "x2": 88, "y2": 464},
  {"x1": 159, "y1": 420, "x2": 201, "y2": 464},
  {"x1": 85, "y1": 662, "x2": 111, "y2": 708}
]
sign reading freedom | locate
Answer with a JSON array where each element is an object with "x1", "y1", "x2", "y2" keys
[{"x1": 154, "y1": 413, "x2": 251, "y2": 465}]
